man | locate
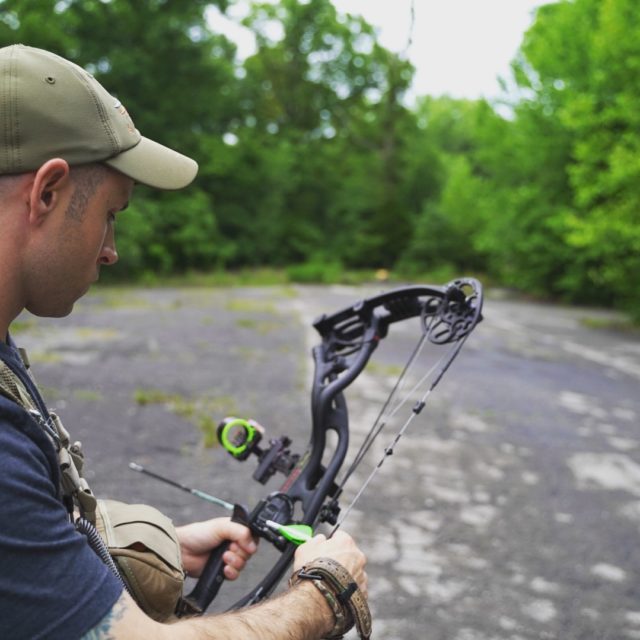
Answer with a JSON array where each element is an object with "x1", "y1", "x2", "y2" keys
[{"x1": 0, "y1": 44, "x2": 368, "y2": 639}]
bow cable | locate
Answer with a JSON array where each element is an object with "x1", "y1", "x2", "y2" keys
[
  {"x1": 334, "y1": 331, "x2": 428, "y2": 492},
  {"x1": 330, "y1": 333, "x2": 470, "y2": 536},
  {"x1": 332, "y1": 301, "x2": 462, "y2": 496}
]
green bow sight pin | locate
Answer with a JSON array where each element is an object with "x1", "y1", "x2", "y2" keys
[{"x1": 217, "y1": 417, "x2": 264, "y2": 460}]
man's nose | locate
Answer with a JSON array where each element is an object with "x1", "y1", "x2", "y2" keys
[
  {"x1": 100, "y1": 246, "x2": 118, "y2": 265},
  {"x1": 100, "y1": 236, "x2": 118, "y2": 265}
]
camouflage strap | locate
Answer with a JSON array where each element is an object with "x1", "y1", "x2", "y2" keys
[
  {"x1": 289, "y1": 557, "x2": 372, "y2": 640},
  {"x1": 0, "y1": 355, "x2": 38, "y2": 412},
  {"x1": 0, "y1": 352, "x2": 97, "y2": 523}
]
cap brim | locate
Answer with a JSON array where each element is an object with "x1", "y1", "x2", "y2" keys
[{"x1": 104, "y1": 136, "x2": 198, "y2": 190}]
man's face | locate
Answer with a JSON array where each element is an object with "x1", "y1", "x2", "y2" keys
[{"x1": 25, "y1": 167, "x2": 134, "y2": 318}]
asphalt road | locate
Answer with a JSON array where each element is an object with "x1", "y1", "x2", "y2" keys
[{"x1": 14, "y1": 284, "x2": 640, "y2": 639}]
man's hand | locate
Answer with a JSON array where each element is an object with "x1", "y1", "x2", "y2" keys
[
  {"x1": 84, "y1": 527, "x2": 366, "y2": 639},
  {"x1": 293, "y1": 530, "x2": 368, "y2": 597},
  {"x1": 176, "y1": 518, "x2": 257, "y2": 580}
]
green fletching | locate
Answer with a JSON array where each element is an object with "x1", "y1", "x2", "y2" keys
[
  {"x1": 280, "y1": 524, "x2": 313, "y2": 544},
  {"x1": 265, "y1": 520, "x2": 313, "y2": 545}
]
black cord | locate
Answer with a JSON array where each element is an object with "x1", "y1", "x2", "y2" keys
[{"x1": 76, "y1": 517, "x2": 134, "y2": 599}]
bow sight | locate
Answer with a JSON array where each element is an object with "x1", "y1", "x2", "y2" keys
[
  {"x1": 217, "y1": 417, "x2": 301, "y2": 485},
  {"x1": 178, "y1": 278, "x2": 483, "y2": 616}
]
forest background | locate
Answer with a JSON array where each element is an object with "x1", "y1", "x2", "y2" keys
[{"x1": 1, "y1": 0, "x2": 638, "y2": 320}]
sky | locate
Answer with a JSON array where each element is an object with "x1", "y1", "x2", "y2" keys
[
  {"x1": 210, "y1": 0, "x2": 551, "y2": 101},
  {"x1": 331, "y1": 0, "x2": 550, "y2": 100}
]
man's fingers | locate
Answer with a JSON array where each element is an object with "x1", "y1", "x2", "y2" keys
[
  {"x1": 223, "y1": 564, "x2": 241, "y2": 581},
  {"x1": 359, "y1": 571, "x2": 369, "y2": 599},
  {"x1": 220, "y1": 522, "x2": 258, "y2": 551},
  {"x1": 223, "y1": 548, "x2": 248, "y2": 569},
  {"x1": 222, "y1": 546, "x2": 256, "y2": 581},
  {"x1": 232, "y1": 537, "x2": 258, "y2": 556}
]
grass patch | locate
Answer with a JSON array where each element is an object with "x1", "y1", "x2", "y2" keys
[
  {"x1": 133, "y1": 388, "x2": 238, "y2": 447},
  {"x1": 74, "y1": 327, "x2": 121, "y2": 340},
  {"x1": 366, "y1": 361, "x2": 405, "y2": 378},
  {"x1": 39, "y1": 386, "x2": 63, "y2": 402},
  {"x1": 99, "y1": 265, "x2": 479, "y2": 289},
  {"x1": 134, "y1": 389, "x2": 179, "y2": 405},
  {"x1": 225, "y1": 299, "x2": 278, "y2": 314},
  {"x1": 105, "y1": 268, "x2": 290, "y2": 288},
  {"x1": 273, "y1": 286, "x2": 299, "y2": 299},
  {"x1": 235, "y1": 318, "x2": 282, "y2": 334},
  {"x1": 30, "y1": 351, "x2": 64, "y2": 364},
  {"x1": 10, "y1": 319, "x2": 38, "y2": 334},
  {"x1": 580, "y1": 317, "x2": 640, "y2": 334},
  {"x1": 286, "y1": 262, "x2": 345, "y2": 284},
  {"x1": 233, "y1": 346, "x2": 263, "y2": 361},
  {"x1": 73, "y1": 389, "x2": 104, "y2": 402},
  {"x1": 88, "y1": 288, "x2": 156, "y2": 310}
]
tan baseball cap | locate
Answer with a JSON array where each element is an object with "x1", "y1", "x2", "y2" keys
[{"x1": 0, "y1": 44, "x2": 198, "y2": 190}]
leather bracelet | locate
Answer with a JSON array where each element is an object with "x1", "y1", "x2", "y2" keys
[
  {"x1": 289, "y1": 557, "x2": 372, "y2": 640},
  {"x1": 298, "y1": 574, "x2": 351, "y2": 639}
]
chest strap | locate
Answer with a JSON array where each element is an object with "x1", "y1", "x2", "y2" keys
[{"x1": 0, "y1": 351, "x2": 97, "y2": 524}]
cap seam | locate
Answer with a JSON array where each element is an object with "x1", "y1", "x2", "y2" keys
[
  {"x1": 1, "y1": 46, "x2": 21, "y2": 172},
  {"x1": 76, "y1": 69, "x2": 119, "y2": 157},
  {"x1": 0, "y1": 49, "x2": 8, "y2": 169},
  {"x1": 11, "y1": 47, "x2": 21, "y2": 171}
]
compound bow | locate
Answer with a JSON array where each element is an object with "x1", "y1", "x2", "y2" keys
[{"x1": 178, "y1": 277, "x2": 483, "y2": 616}]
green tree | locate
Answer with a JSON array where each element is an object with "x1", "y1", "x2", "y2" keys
[
  {"x1": 225, "y1": 0, "x2": 418, "y2": 267},
  {"x1": 401, "y1": 97, "x2": 513, "y2": 277},
  {"x1": 0, "y1": 0, "x2": 235, "y2": 275},
  {"x1": 510, "y1": 0, "x2": 640, "y2": 313}
]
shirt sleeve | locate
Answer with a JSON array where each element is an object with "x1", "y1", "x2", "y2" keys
[{"x1": 0, "y1": 406, "x2": 123, "y2": 640}]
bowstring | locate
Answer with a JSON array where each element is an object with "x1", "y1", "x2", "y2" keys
[
  {"x1": 334, "y1": 306, "x2": 447, "y2": 493},
  {"x1": 331, "y1": 300, "x2": 466, "y2": 535},
  {"x1": 335, "y1": 329, "x2": 428, "y2": 493},
  {"x1": 330, "y1": 331, "x2": 470, "y2": 537}
]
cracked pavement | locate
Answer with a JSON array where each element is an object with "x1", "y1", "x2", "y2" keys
[{"x1": 14, "y1": 284, "x2": 640, "y2": 639}]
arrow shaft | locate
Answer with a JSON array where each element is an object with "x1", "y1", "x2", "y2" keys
[{"x1": 129, "y1": 462, "x2": 234, "y2": 511}]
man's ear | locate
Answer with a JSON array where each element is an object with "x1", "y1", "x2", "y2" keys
[{"x1": 27, "y1": 158, "x2": 72, "y2": 226}]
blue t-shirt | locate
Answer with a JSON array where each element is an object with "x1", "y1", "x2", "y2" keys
[{"x1": 0, "y1": 338, "x2": 123, "y2": 639}]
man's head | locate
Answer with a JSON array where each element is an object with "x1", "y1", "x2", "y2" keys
[
  {"x1": 0, "y1": 45, "x2": 198, "y2": 333},
  {"x1": 0, "y1": 158, "x2": 132, "y2": 321},
  {"x1": 0, "y1": 44, "x2": 198, "y2": 189}
]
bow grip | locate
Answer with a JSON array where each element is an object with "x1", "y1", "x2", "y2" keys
[
  {"x1": 180, "y1": 540, "x2": 230, "y2": 615},
  {"x1": 179, "y1": 504, "x2": 251, "y2": 616}
]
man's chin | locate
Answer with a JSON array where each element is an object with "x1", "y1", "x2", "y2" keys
[
  {"x1": 25, "y1": 282, "x2": 95, "y2": 319},
  {"x1": 26, "y1": 300, "x2": 77, "y2": 319}
]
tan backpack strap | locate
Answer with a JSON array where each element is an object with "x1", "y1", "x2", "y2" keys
[{"x1": 0, "y1": 359, "x2": 39, "y2": 412}]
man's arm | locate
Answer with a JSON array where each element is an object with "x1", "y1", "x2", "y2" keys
[
  {"x1": 85, "y1": 580, "x2": 333, "y2": 640},
  {"x1": 83, "y1": 530, "x2": 366, "y2": 640}
]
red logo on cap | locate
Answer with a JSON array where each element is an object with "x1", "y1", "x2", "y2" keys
[{"x1": 113, "y1": 98, "x2": 135, "y2": 134}]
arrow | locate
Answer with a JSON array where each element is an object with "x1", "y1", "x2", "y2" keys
[{"x1": 129, "y1": 462, "x2": 234, "y2": 511}]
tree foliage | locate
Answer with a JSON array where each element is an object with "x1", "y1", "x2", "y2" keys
[{"x1": 1, "y1": 0, "x2": 639, "y2": 319}]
